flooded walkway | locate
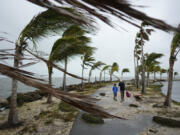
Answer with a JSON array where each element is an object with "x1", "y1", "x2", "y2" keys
[{"x1": 70, "y1": 85, "x2": 153, "y2": 135}]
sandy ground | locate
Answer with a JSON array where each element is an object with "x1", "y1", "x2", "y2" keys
[{"x1": 0, "y1": 97, "x2": 76, "y2": 135}]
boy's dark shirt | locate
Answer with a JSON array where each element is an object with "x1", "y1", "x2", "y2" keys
[{"x1": 118, "y1": 82, "x2": 125, "y2": 91}]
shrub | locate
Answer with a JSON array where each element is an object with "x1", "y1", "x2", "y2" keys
[
  {"x1": 81, "y1": 113, "x2": 104, "y2": 124},
  {"x1": 59, "y1": 101, "x2": 77, "y2": 112}
]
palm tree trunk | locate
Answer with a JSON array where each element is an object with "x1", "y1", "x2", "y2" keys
[
  {"x1": 164, "y1": 58, "x2": 175, "y2": 107},
  {"x1": 88, "y1": 70, "x2": 91, "y2": 83},
  {"x1": 110, "y1": 74, "x2": 112, "y2": 82},
  {"x1": 134, "y1": 53, "x2": 137, "y2": 86},
  {"x1": 8, "y1": 44, "x2": 19, "y2": 125},
  {"x1": 154, "y1": 72, "x2": 156, "y2": 81},
  {"x1": 146, "y1": 72, "x2": 150, "y2": 87},
  {"x1": 141, "y1": 32, "x2": 146, "y2": 94},
  {"x1": 99, "y1": 71, "x2": 102, "y2": 82},
  {"x1": 81, "y1": 63, "x2": 84, "y2": 89},
  {"x1": 47, "y1": 64, "x2": 52, "y2": 103},
  {"x1": 160, "y1": 73, "x2": 162, "y2": 80},
  {"x1": 136, "y1": 59, "x2": 140, "y2": 88},
  {"x1": 104, "y1": 71, "x2": 106, "y2": 82},
  {"x1": 62, "y1": 59, "x2": 67, "y2": 90}
]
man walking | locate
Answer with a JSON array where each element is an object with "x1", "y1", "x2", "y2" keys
[
  {"x1": 119, "y1": 81, "x2": 125, "y2": 102},
  {"x1": 112, "y1": 84, "x2": 118, "y2": 101}
]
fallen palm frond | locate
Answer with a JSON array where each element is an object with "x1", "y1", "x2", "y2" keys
[
  {"x1": 27, "y1": 0, "x2": 179, "y2": 32},
  {"x1": 0, "y1": 63, "x2": 126, "y2": 119},
  {"x1": 25, "y1": 48, "x2": 87, "y2": 81}
]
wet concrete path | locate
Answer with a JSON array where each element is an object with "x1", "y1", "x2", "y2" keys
[{"x1": 70, "y1": 85, "x2": 153, "y2": 135}]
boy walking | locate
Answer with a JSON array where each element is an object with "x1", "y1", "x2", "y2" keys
[{"x1": 112, "y1": 84, "x2": 118, "y2": 101}]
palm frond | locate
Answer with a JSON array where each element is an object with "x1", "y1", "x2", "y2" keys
[{"x1": 27, "y1": 0, "x2": 179, "y2": 32}]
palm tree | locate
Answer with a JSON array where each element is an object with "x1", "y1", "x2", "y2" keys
[
  {"x1": 134, "y1": 39, "x2": 141, "y2": 88},
  {"x1": 153, "y1": 65, "x2": 161, "y2": 81},
  {"x1": 81, "y1": 47, "x2": 96, "y2": 88},
  {"x1": 8, "y1": 9, "x2": 88, "y2": 125},
  {"x1": 101, "y1": 65, "x2": 111, "y2": 82},
  {"x1": 121, "y1": 68, "x2": 130, "y2": 80},
  {"x1": 109, "y1": 62, "x2": 119, "y2": 82},
  {"x1": 88, "y1": 61, "x2": 105, "y2": 83},
  {"x1": 160, "y1": 68, "x2": 167, "y2": 80},
  {"x1": 49, "y1": 25, "x2": 92, "y2": 92},
  {"x1": 145, "y1": 53, "x2": 163, "y2": 86},
  {"x1": 135, "y1": 22, "x2": 154, "y2": 94},
  {"x1": 174, "y1": 72, "x2": 178, "y2": 80},
  {"x1": 164, "y1": 24, "x2": 180, "y2": 107}
]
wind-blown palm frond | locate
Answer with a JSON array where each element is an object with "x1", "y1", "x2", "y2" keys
[
  {"x1": 0, "y1": 63, "x2": 126, "y2": 119},
  {"x1": 19, "y1": 9, "x2": 93, "y2": 44},
  {"x1": 122, "y1": 68, "x2": 130, "y2": 75},
  {"x1": 27, "y1": 0, "x2": 179, "y2": 32},
  {"x1": 110, "y1": 62, "x2": 119, "y2": 74}
]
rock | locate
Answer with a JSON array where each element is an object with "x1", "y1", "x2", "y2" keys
[
  {"x1": 0, "y1": 99, "x2": 9, "y2": 109},
  {"x1": 149, "y1": 128, "x2": 158, "y2": 133},
  {"x1": 99, "y1": 92, "x2": 106, "y2": 96},
  {"x1": 153, "y1": 116, "x2": 180, "y2": 128},
  {"x1": 129, "y1": 104, "x2": 139, "y2": 108}
]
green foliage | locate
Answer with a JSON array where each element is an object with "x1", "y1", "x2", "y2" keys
[
  {"x1": 110, "y1": 62, "x2": 119, "y2": 74},
  {"x1": 59, "y1": 101, "x2": 77, "y2": 112},
  {"x1": 122, "y1": 68, "x2": 130, "y2": 75},
  {"x1": 81, "y1": 113, "x2": 104, "y2": 124},
  {"x1": 153, "y1": 116, "x2": 180, "y2": 128},
  {"x1": 170, "y1": 30, "x2": 180, "y2": 56}
]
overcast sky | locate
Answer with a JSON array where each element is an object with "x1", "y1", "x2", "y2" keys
[{"x1": 0, "y1": 0, "x2": 180, "y2": 79}]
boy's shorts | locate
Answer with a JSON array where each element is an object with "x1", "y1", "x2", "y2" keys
[{"x1": 113, "y1": 92, "x2": 117, "y2": 97}]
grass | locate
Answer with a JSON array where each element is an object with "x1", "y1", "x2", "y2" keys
[
  {"x1": 59, "y1": 101, "x2": 77, "y2": 112},
  {"x1": 81, "y1": 113, "x2": 104, "y2": 124}
]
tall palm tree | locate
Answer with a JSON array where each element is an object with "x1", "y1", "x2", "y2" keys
[
  {"x1": 8, "y1": 9, "x2": 88, "y2": 125},
  {"x1": 153, "y1": 65, "x2": 161, "y2": 81},
  {"x1": 134, "y1": 39, "x2": 141, "y2": 88},
  {"x1": 160, "y1": 68, "x2": 167, "y2": 80},
  {"x1": 88, "y1": 61, "x2": 105, "y2": 83},
  {"x1": 101, "y1": 65, "x2": 111, "y2": 82},
  {"x1": 109, "y1": 62, "x2": 119, "y2": 82},
  {"x1": 48, "y1": 25, "x2": 92, "y2": 92},
  {"x1": 135, "y1": 22, "x2": 154, "y2": 94},
  {"x1": 121, "y1": 68, "x2": 130, "y2": 80},
  {"x1": 174, "y1": 72, "x2": 178, "y2": 80},
  {"x1": 81, "y1": 47, "x2": 96, "y2": 88},
  {"x1": 164, "y1": 24, "x2": 180, "y2": 107}
]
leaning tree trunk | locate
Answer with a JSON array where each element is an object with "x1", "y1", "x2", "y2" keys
[
  {"x1": 47, "y1": 64, "x2": 53, "y2": 103},
  {"x1": 81, "y1": 63, "x2": 85, "y2": 89},
  {"x1": 136, "y1": 59, "x2": 140, "y2": 88},
  {"x1": 141, "y1": 33, "x2": 146, "y2": 94},
  {"x1": 88, "y1": 70, "x2": 92, "y2": 83},
  {"x1": 134, "y1": 53, "x2": 137, "y2": 86},
  {"x1": 104, "y1": 71, "x2": 106, "y2": 82},
  {"x1": 62, "y1": 59, "x2": 67, "y2": 90},
  {"x1": 110, "y1": 74, "x2": 112, "y2": 82},
  {"x1": 146, "y1": 72, "x2": 150, "y2": 87},
  {"x1": 164, "y1": 57, "x2": 175, "y2": 107},
  {"x1": 8, "y1": 44, "x2": 20, "y2": 125},
  {"x1": 99, "y1": 71, "x2": 102, "y2": 82},
  {"x1": 154, "y1": 72, "x2": 156, "y2": 81}
]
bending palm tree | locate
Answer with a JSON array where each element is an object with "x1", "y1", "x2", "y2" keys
[
  {"x1": 110, "y1": 62, "x2": 119, "y2": 82},
  {"x1": 174, "y1": 72, "x2": 178, "y2": 80},
  {"x1": 164, "y1": 24, "x2": 180, "y2": 107},
  {"x1": 160, "y1": 68, "x2": 167, "y2": 80},
  {"x1": 49, "y1": 25, "x2": 92, "y2": 91},
  {"x1": 8, "y1": 9, "x2": 92, "y2": 125},
  {"x1": 121, "y1": 68, "x2": 130, "y2": 80},
  {"x1": 88, "y1": 61, "x2": 105, "y2": 83},
  {"x1": 81, "y1": 48, "x2": 96, "y2": 88},
  {"x1": 101, "y1": 65, "x2": 111, "y2": 82},
  {"x1": 145, "y1": 53, "x2": 163, "y2": 86}
]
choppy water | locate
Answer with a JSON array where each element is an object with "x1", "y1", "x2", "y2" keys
[{"x1": 161, "y1": 81, "x2": 180, "y2": 102}]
